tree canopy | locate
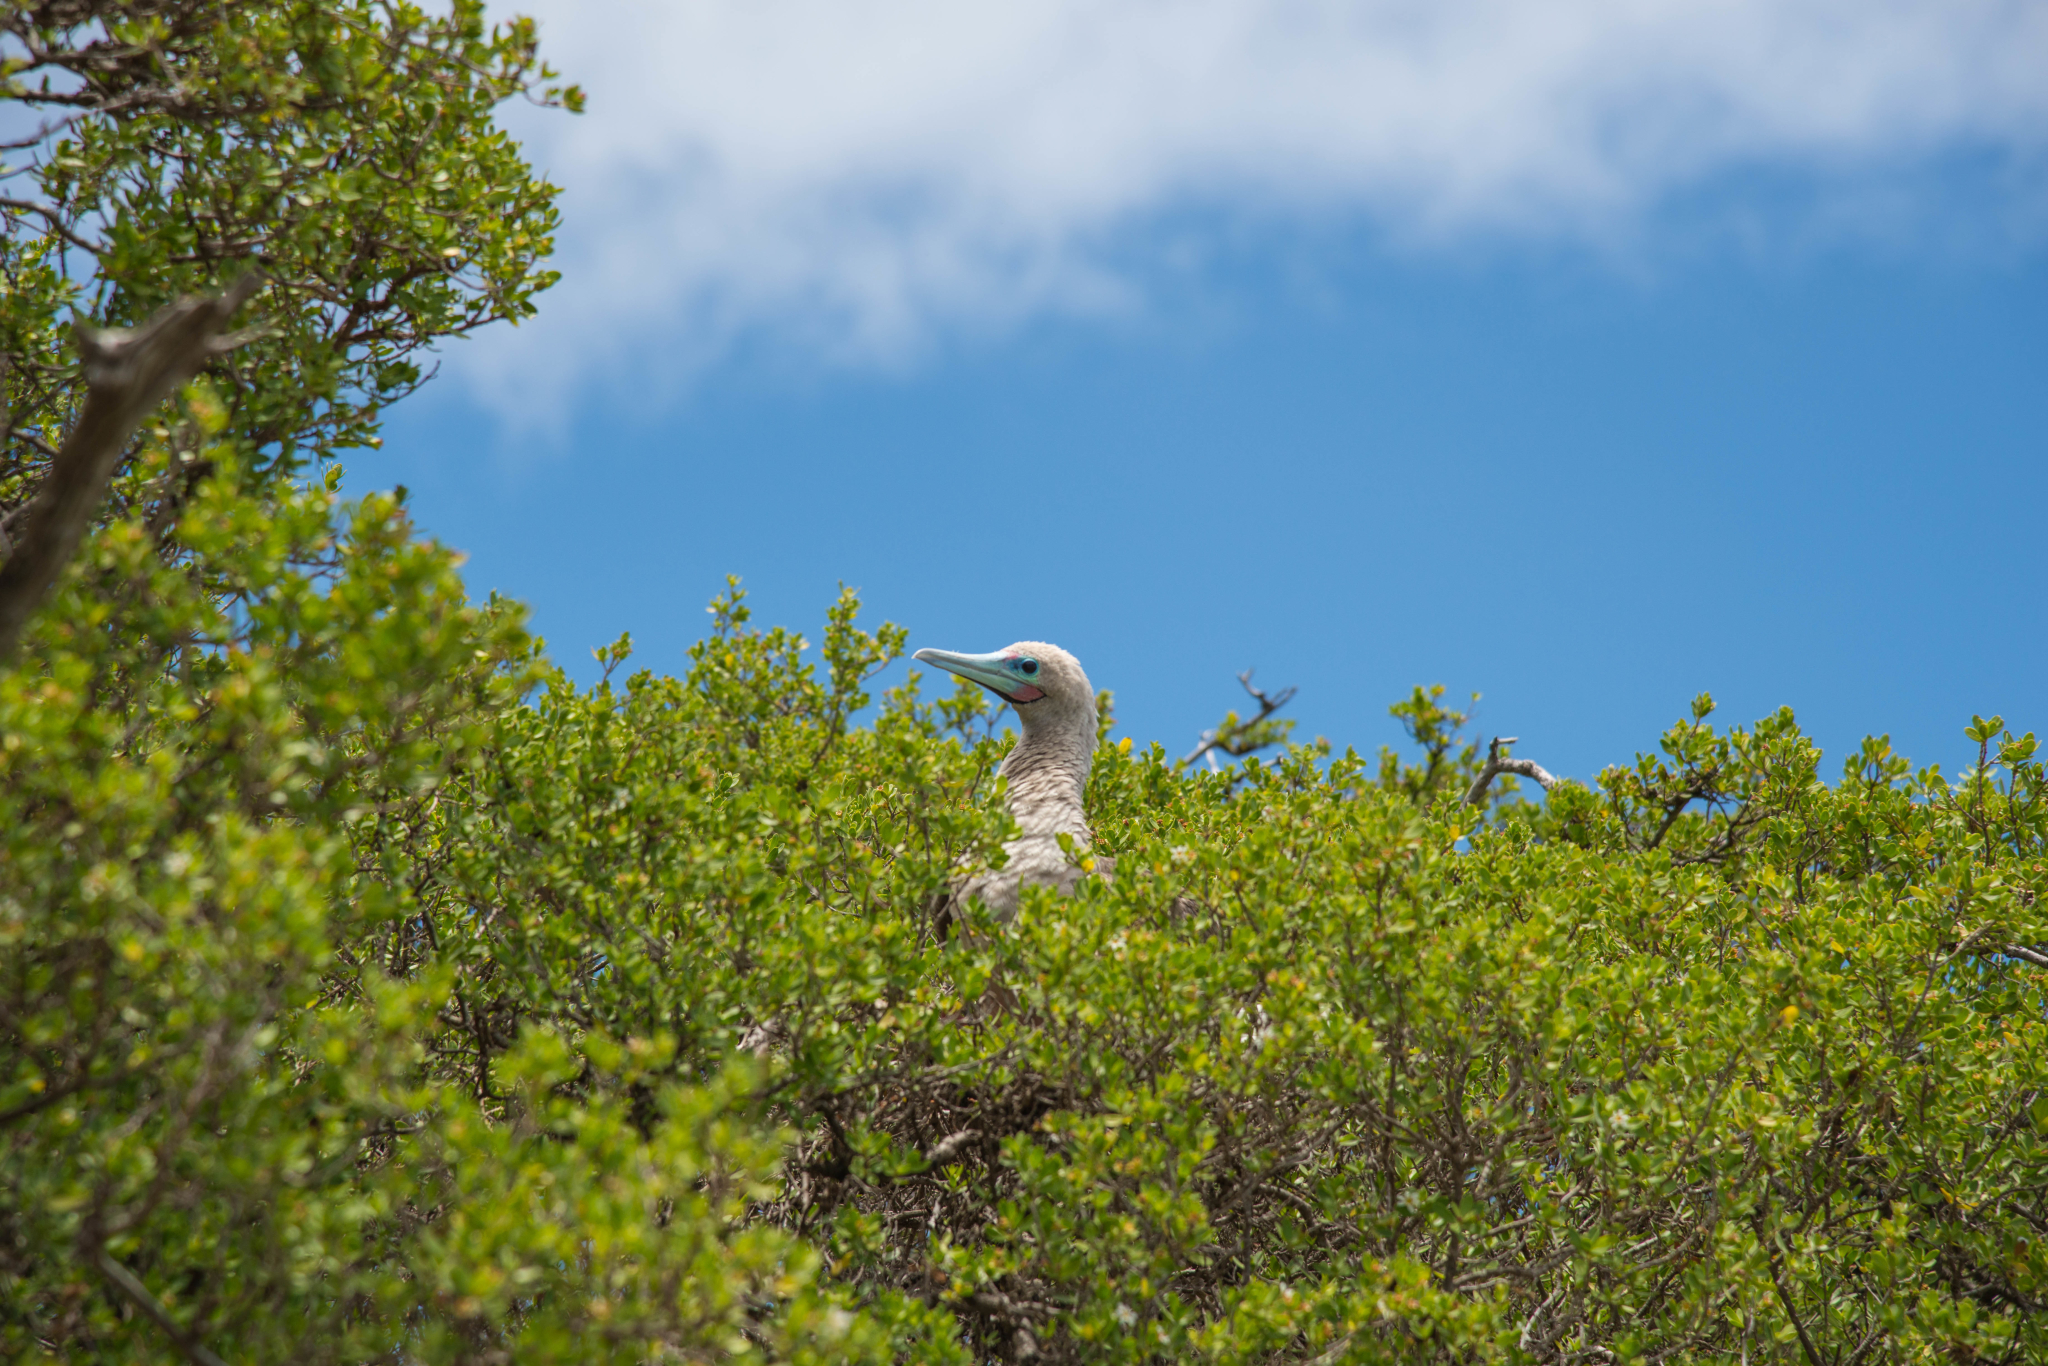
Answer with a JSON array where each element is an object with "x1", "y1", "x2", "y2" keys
[{"x1": 4, "y1": 6, "x2": 2047, "y2": 1365}]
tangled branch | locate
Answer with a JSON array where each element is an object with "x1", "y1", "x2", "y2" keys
[{"x1": 1179, "y1": 670, "x2": 1299, "y2": 772}]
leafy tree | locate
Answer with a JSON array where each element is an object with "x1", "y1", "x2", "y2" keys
[
  {"x1": 3, "y1": 5, "x2": 916, "y2": 1362},
  {"x1": 5, "y1": 7, "x2": 2048, "y2": 1366}
]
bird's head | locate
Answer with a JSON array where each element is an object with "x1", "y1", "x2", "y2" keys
[{"x1": 913, "y1": 641, "x2": 1095, "y2": 737}]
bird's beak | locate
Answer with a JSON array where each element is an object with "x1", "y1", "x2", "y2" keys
[{"x1": 912, "y1": 647, "x2": 1044, "y2": 704}]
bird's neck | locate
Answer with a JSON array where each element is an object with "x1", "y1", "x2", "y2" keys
[{"x1": 1001, "y1": 719, "x2": 1093, "y2": 843}]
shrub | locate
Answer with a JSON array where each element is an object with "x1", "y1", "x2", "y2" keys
[{"x1": 4, "y1": 5, "x2": 2044, "y2": 1362}]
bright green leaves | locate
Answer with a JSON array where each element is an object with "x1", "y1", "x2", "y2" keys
[
  {"x1": 1845, "y1": 730, "x2": 1912, "y2": 789},
  {"x1": 0, "y1": 23, "x2": 564, "y2": 1347},
  {"x1": 379, "y1": 624, "x2": 2048, "y2": 1361},
  {"x1": 823, "y1": 581, "x2": 910, "y2": 736},
  {"x1": 6, "y1": 20, "x2": 2047, "y2": 1343},
  {"x1": 376, "y1": 1041, "x2": 909, "y2": 1365},
  {"x1": 13, "y1": 539, "x2": 2048, "y2": 1360},
  {"x1": 0, "y1": 426, "x2": 530, "y2": 1356},
  {"x1": 1378, "y1": 682, "x2": 1486, "y2": 806},
  {"x1": 3, "y1": 0, "x2": 568, "y2": 486},
  {"x1": 1583, "y1": 702, "x2": 1824, "y2": 874},
  {"x1": 0, "y1": 5, "x2": 970, "y2": 1362}
]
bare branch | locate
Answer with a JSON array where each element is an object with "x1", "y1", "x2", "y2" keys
[
  {"x1": 1178, "y1": 669, "x2": 1298, "y2": 771},
  {"x1": 0, "y1": 272, "x2": 263, "y2": 664},
  {"x1": 963, "y1": 1288, "x2": 1056, "y2": 1324},
  {"x1": 93, "y1": 1250, "x2": 231, "y2": 1366},
  {"x1": 1464, "y1": 736, "x2": 1558, "y2": 808},
  {"x1": 921, "y1": 1128, "x2": 980, "y2": 1168},
  {"x1": 2002, "y1": 944, "x2": 2048, "y2": 969}
]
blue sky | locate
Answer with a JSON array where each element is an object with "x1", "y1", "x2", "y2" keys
[{"x1": 347, "y1": 1, "x2": 2046, "y2": 784}]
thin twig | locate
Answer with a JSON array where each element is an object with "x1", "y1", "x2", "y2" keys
[
  {"x1": 1754, "y1": 1216, "x2": 1825, "y2": 1366},
  {"x1": 0, "y1": 194, "x2": 105, "y2": 253},
  {"x1": 1179, "y1": 670, "x2": 1297, "y2": 771},
  {"x1": 93, "y1": 1250, "x2": 231, "y2": 1366}
]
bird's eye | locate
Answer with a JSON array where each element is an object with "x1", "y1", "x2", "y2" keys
[{"x1": 1018, "y1": 658, "x2": 1039, "y2": 675}]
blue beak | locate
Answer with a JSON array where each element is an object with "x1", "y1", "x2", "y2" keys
[{"x1": 913, "y1": 647, "x2": 1042, "y2": 704}]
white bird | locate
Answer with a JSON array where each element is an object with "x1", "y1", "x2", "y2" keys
[{"x1": 913, "y1": 641, "x2": 1103, "y2": 924}]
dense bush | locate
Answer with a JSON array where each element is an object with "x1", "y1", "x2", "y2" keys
[
  {"x1": 5, "y1": 5, "x2": 2047, "y2": 1364},
  {"x1": 15, "y1": 548, "x2": 2048, "y2": 1362},
  {"x1": 345, "y1": 592, "x2": 2048, "y2": 1366}
]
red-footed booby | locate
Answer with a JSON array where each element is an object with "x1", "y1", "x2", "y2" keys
[{"x1": 914, "y1": 641, "x2": 1102, "y2": 923}]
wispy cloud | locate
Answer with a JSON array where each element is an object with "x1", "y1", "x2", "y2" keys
[{"x1": 462, "y1": 0, "x2": 2048, "y2": 413}]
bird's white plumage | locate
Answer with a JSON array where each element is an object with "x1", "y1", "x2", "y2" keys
[{"x1": 928, "y1": 641, "x2": 1102, "y2": 923}]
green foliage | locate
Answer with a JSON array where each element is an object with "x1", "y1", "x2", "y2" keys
[
  {"x1": 364, "y1": 623, "x2": 2048, "y2": 1364},
  {"x1": 1374, "y1": 682, "x2": 1514, "y2": 809},
  {"x1": 1184, "y1": 672, "x2": 1298, "y2": 778},
  {"x1": 6, "y1": 7, "x2": 2048, "y2": 1364},
  {"x1": 1, "y1": 0, "x2": 570, "y2": 491},
  {"x1": 21, "y1": 475, "x2": 2048, "y2": 1360},
  {"x1": 0, "y1": 5, "x2": 895, "y2": 1360}
]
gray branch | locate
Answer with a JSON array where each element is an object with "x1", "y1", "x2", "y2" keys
[
  {"x1": 0, "y1": 272, "x2": 263, "y2": 664},
  {"x1": 1178, "y1": 669, "x2": 1298, "y2": 771},
  {"x1": 1463, "y1": 736, "x2": 1557, "y2": 808},
  {"x1": 921, "y1": 1127, "x2": 980, "y2": 1168}
]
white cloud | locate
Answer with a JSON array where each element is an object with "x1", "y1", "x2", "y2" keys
[{"x1": 463, "y1": 0, "x2": 2048, "y2": 411}]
